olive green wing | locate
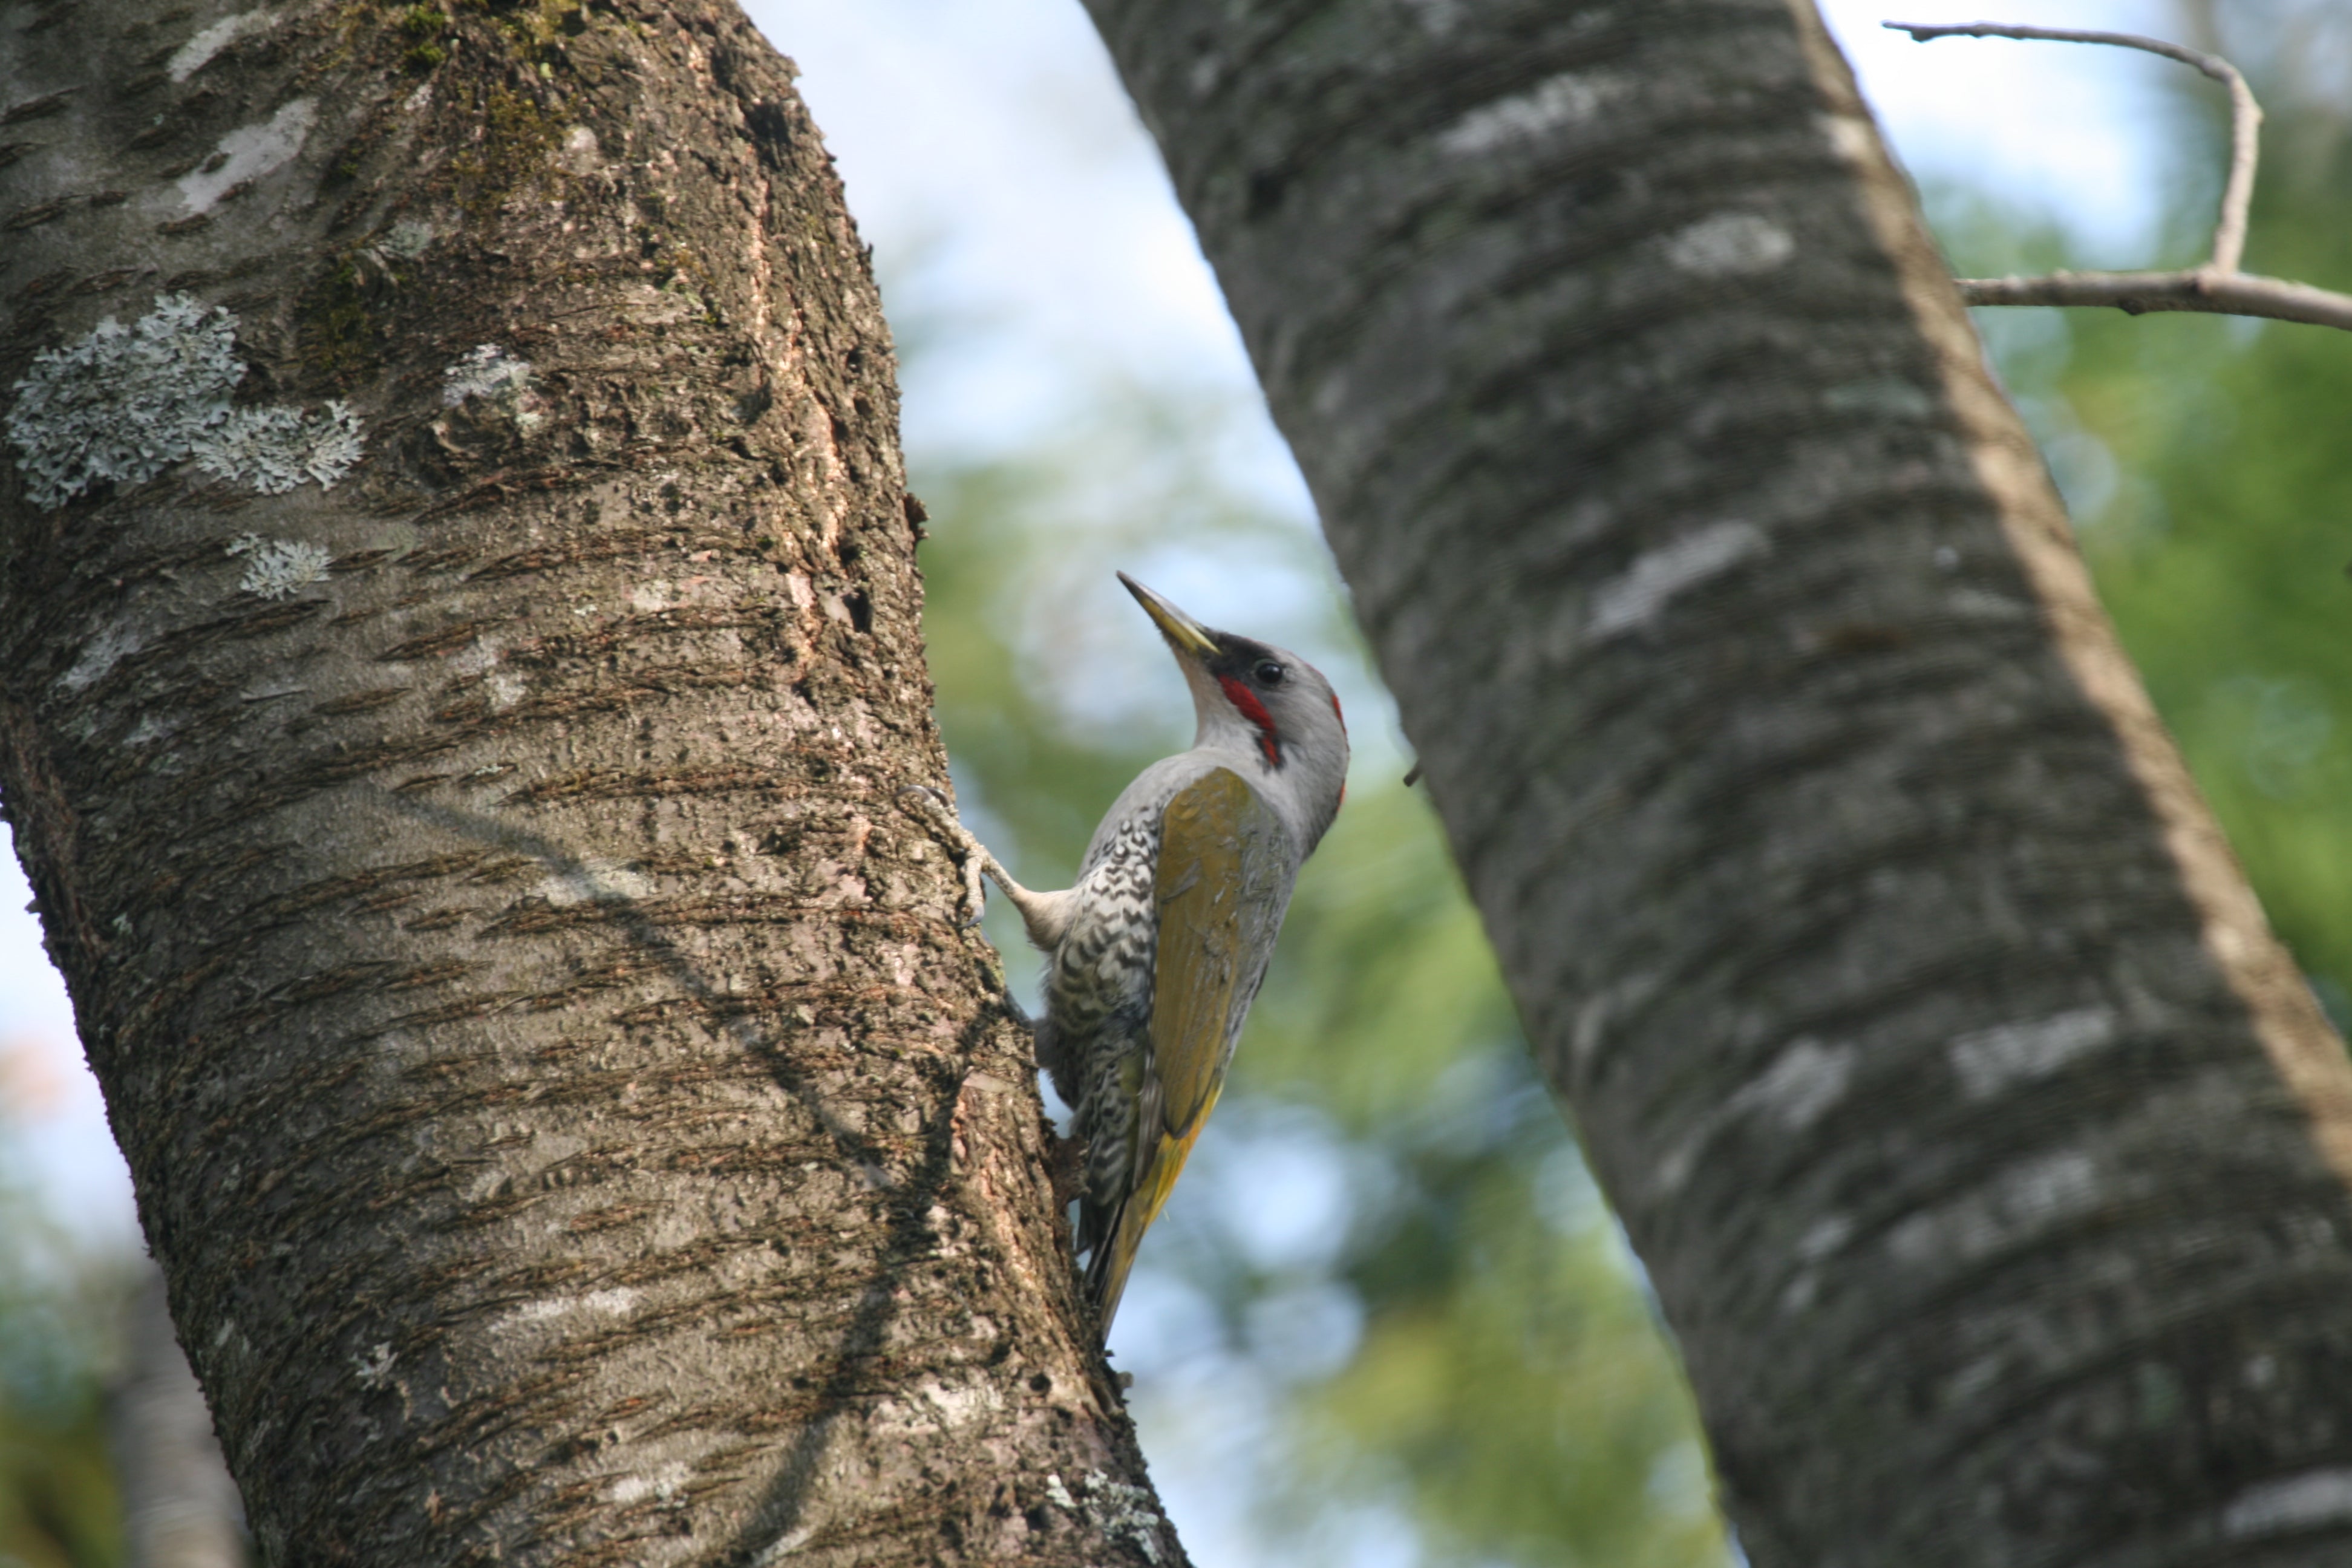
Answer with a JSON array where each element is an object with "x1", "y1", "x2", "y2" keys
[{"x1": 1087, "y1": 766, "x2": 1298, "y2": 1330}]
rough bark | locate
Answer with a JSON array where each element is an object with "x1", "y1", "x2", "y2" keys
[
  {"x1": 113, "y1": 1264, "x2": 247, "y2": 1568},
  {"x1": 0, "y1": 0, "x2": 1175, "y2": 1563},
  {"x1": 1080, "y1": 0, "x2": 2352, "y2": 1563}
]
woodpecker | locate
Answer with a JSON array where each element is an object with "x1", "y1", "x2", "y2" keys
[{"x1": 908, "y1": 573, "x2": 1348, "y2": 1335}]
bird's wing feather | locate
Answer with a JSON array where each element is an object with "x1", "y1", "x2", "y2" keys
[{"x1": 1088, "y1": 766, "x2": 1296, "y2": 1328}]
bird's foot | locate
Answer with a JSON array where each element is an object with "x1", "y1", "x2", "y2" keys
[{"x1": 898, "y1": 785, "x2": 990, "y2": 925}]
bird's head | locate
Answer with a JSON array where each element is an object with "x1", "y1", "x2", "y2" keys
[{"x1": 1120, "y1": 572, "x2": 1350, "y2": 843}]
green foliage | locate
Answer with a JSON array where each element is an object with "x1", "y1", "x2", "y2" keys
[
  {"x1": 1305, "y1": 1161, "x2": 1718, "y2": 1568},
  {"x1": 0, "y1": 1161, "x2": 123, "y2": 1568}
]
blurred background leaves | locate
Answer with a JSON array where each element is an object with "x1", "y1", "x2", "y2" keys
[
  {"x1": 7, "y1": 2, "x2": 2352, "y2": 1564},
  {"x1": 0, "y1": 1055, "x2": 122, "y2": 1568}
]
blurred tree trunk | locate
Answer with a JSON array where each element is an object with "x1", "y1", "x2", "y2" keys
[
  {"x1": 114, "y1": 1265, "x2": 245, "y2": 1568},
  {"x1": 1082, "y1": 0, "x2": 2352, "y2": 1563},
  {"x1": 0, "y1": 0, "x2": 1172, "y2": 1563}
]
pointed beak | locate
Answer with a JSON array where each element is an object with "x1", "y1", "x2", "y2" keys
[{"x1": 1118, "y1": 572, "x2": 1218, "y2": 661}]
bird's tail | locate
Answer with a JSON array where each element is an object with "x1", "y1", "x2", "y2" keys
[
  {"x1": 1082, "y1": 1197, "x2": 1145, "y2": 1339},
  {"x1": 1080, "y1": 1102, "x2": 1215, "y2": 1340}
]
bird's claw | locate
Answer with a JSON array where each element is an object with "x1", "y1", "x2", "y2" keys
[{"x1": 898, "y1": 785, "x2": 989, "y2": 925}]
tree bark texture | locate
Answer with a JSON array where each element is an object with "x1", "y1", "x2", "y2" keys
[
  {"x1": 0, "y1": 1, "x2": 1175, "y2": 1563},
  {"x1": 1081, "y1": 1, "x2": 2352, "y2": 1563}
]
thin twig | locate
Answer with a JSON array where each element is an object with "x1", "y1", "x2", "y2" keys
[
  {"x1": 1954, "y1": 269, "x2": 2352, "y2": 333},
  {"x1": 1886, "y1": 22, "x2": 2260, "y2": 273},
  {"x1": 1879, "y1": 20, "x2": 2352, "y2": 334}
]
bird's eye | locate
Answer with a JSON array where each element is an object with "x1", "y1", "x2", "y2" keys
[{"x1": 1254, "y1": 661, "x2": 1285, "y2": 686}]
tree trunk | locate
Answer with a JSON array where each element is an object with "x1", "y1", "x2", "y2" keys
[
  {"x1": 1080, "y1": 0, "x2": 2352, "y2": 1563},
  {"x1": 0, "y1": 1, "x2": 1174, "y2": 1562},
  {"x1": 113, "y1": 1264, "x2": 246, "y2": 1568}
]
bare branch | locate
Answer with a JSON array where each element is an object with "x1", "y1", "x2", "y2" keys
[
  {"x1": 1956, "y1": 269, "x2": 2352, "y2": 332},
  {"x1": 1885, "y1": 22, "x2": 2260, "y2": 273},
  {"x1": 1880, "y1": 19, "x2": 2352, "y2": 335}
]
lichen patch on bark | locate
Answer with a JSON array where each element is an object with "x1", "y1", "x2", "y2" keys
[{"x1": 7, "y1": 293, "x2": 363, "y2": 508}]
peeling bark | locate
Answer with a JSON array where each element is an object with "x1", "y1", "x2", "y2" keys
[
  {"x1": 1080, "y1": 0, "x2": 2352, "y2": 1563},
  {"x1": 0, "y1": 0, "x2": 1175, "y2": 1561}
]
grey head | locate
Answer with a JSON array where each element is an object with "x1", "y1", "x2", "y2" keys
[{"x1": 1119, "y1": 572, "x2": 1350, "y2": 858}]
